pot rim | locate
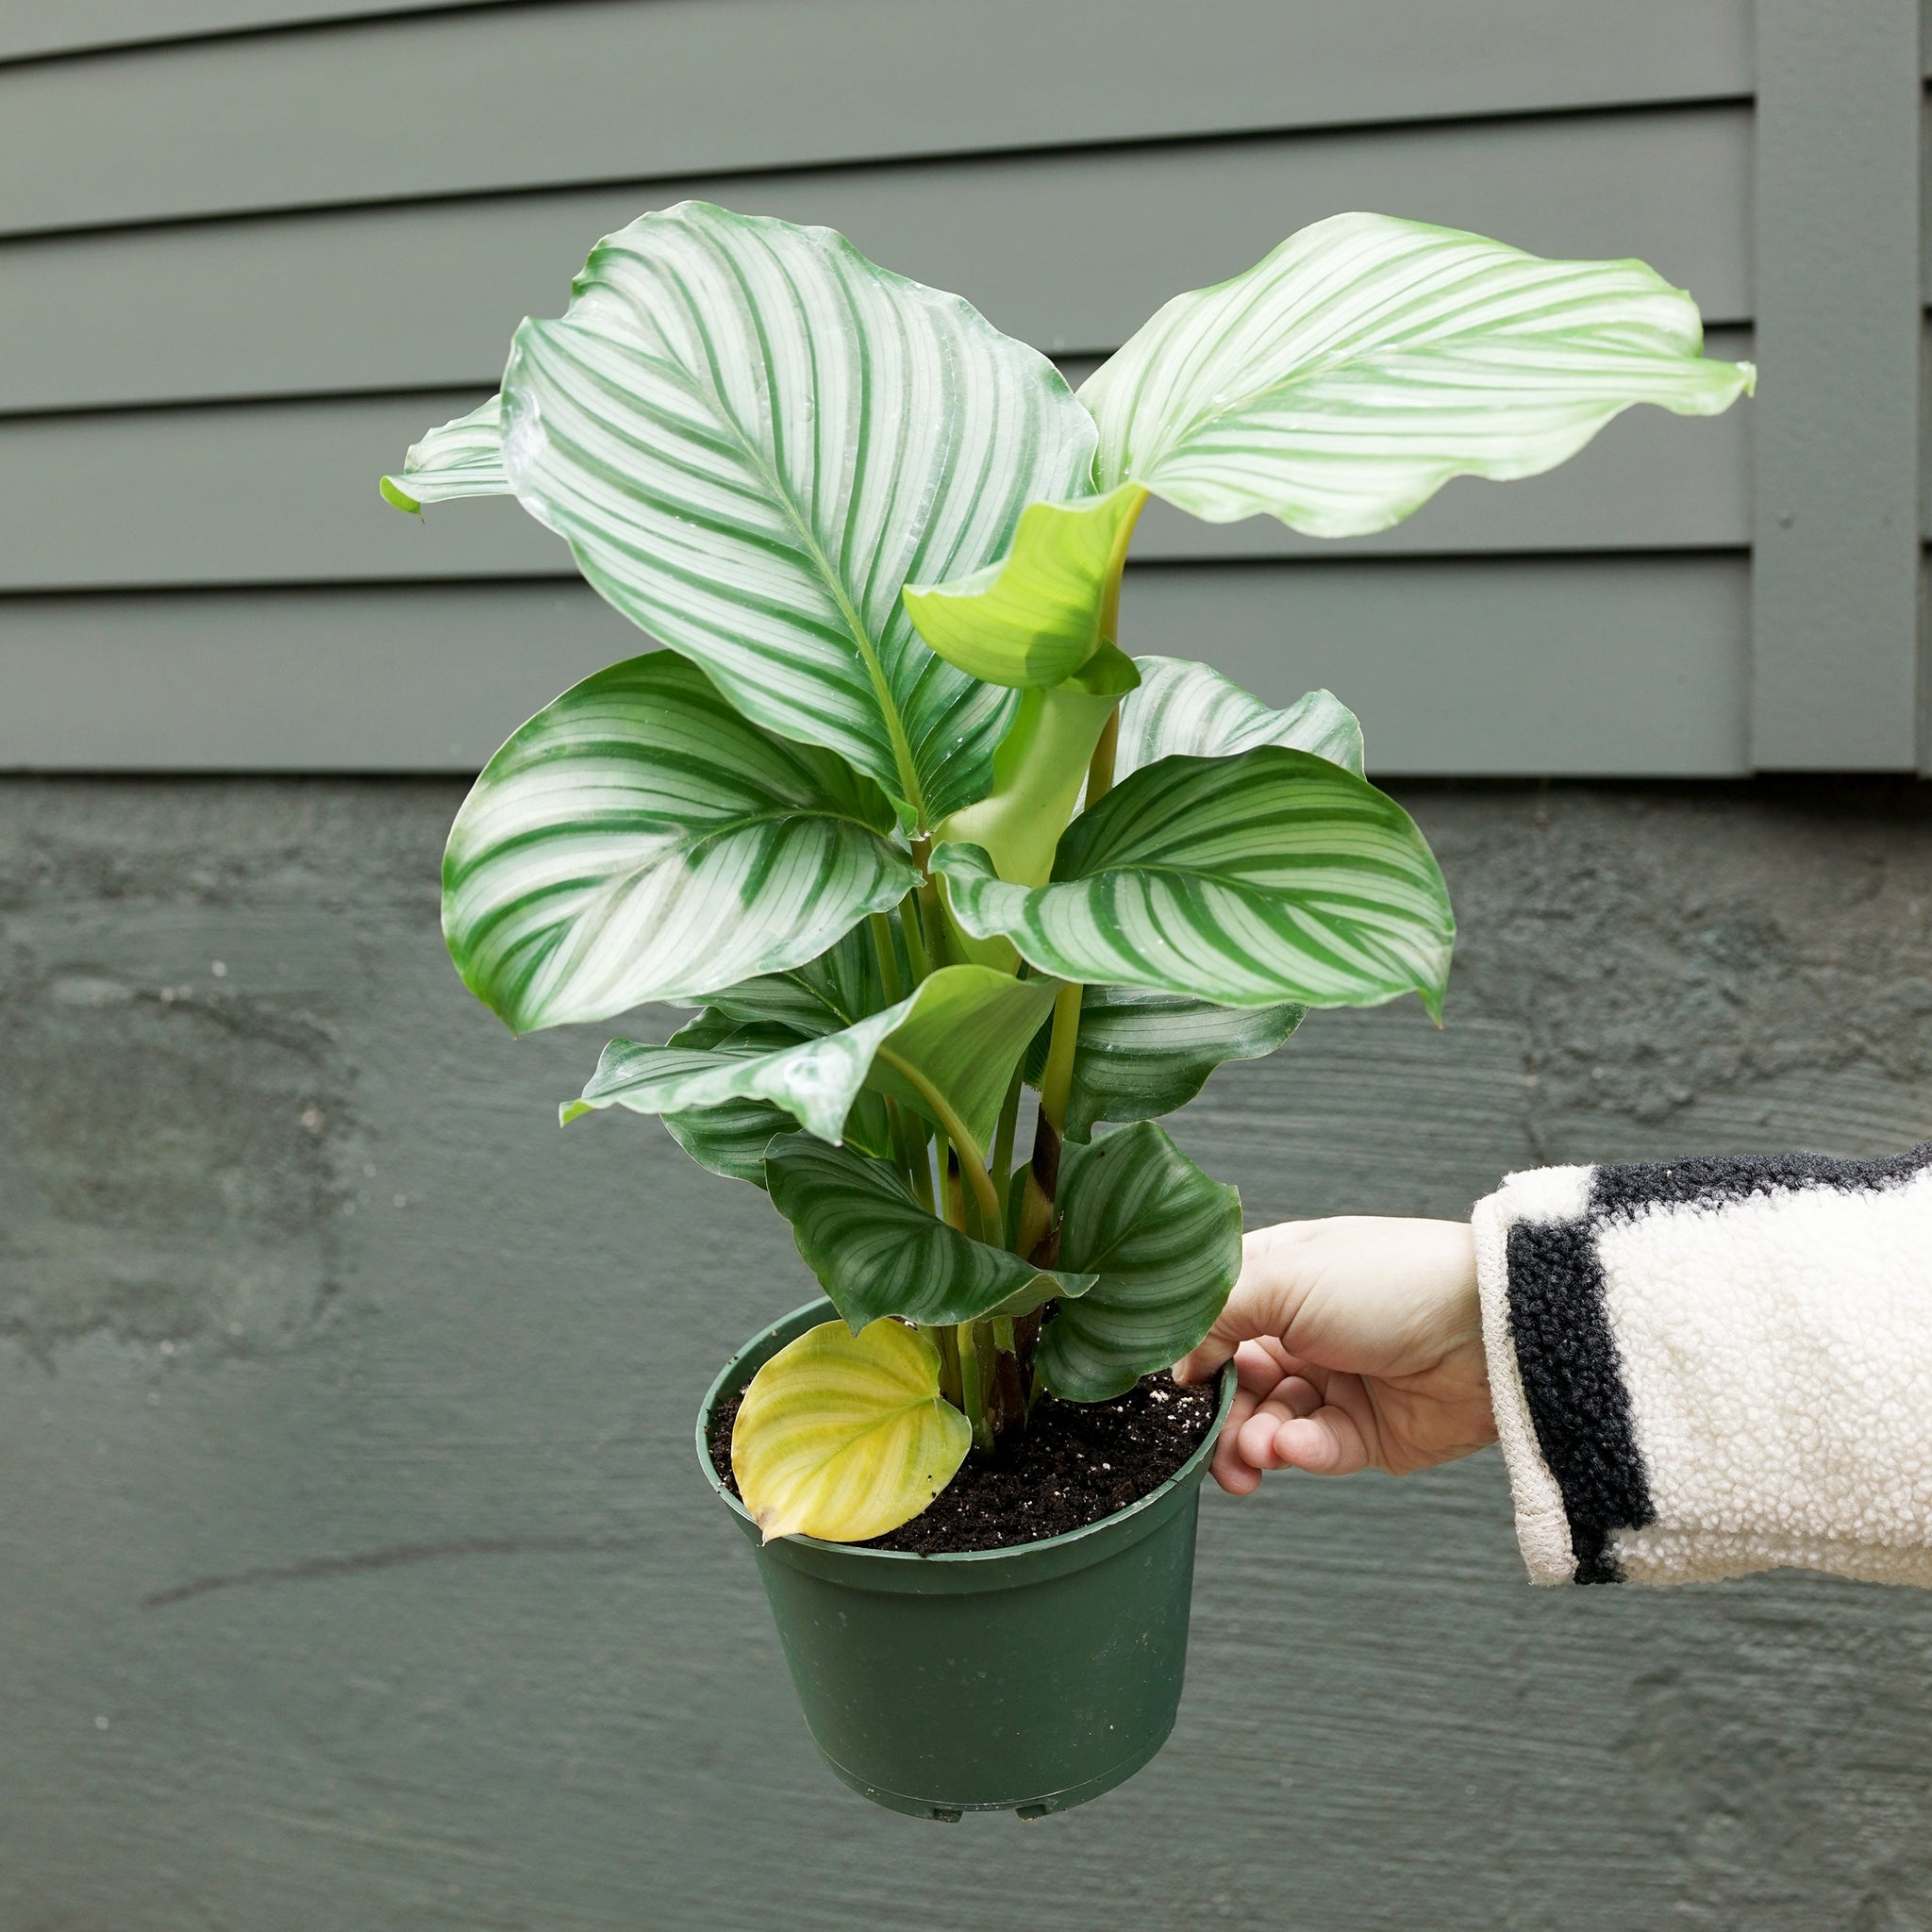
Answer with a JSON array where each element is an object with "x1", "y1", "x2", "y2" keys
[{"x1": 696, "y1": 1295, "x2": 1237, "y2": 1574}]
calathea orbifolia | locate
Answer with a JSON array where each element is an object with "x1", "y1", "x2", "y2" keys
[{"x1": 388, "y1": 202, "x2": 1751, "y2": 1541}]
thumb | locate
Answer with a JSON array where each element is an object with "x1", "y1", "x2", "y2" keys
[{"x1": 1173, "y1": 1222, "x2": 1326, "y2": 1385}]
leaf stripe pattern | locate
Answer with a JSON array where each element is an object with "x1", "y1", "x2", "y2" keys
[
  {"x1": 1115, "y1": 655, "x2": 1364, "y2": 782},
  {"x1": 766, "y1": 1135, "x2": 1095, "y2": 1330},
  {"x1": 1080, "y1": 211, "x2": 1755, "y2": 539},
  {"x1": 1061, "y1": 985, "x2": 1307, "y2": 1142},
  {"x1": 497, "y1": 201, "x2": 1097, "y2": 824},
  {"x1": 379, "y1": 394, "x2": 510, "y2": 511},
  {"x1": 1037, "y1": 1123, "x2": 1243, "y2": 1402},
  {"x1": 934, "y1": 745, "x2": 1454, "y2": 1015},
  {"x1": 442, "y1": 653, "x2": 916, "y2": 1033}
]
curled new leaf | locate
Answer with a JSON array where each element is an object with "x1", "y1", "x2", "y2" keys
[
  {"x1": 732, "y1": 1319, "x2": 971, "y2": 1542},
  {"x1": 933, "y1": 745, "x2": 1455, "y2": 1016},
  {"x1": 1035, "y1": 1122, "x2": 1243, "y2": 1402},
  {"x1": 934, "y1": 641, "x2": 1140, "y2": 891},
  {"x1": 903, "y1": 484, "x2": 1147, "y2": 688}
]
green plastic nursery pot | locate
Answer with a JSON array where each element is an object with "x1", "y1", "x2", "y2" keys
[{"x1": 697, "y1": 1298, "x2": 1237, "y2": 1821}]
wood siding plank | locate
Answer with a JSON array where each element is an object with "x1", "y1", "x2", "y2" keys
[
  {"x1": 0, "y1": 362, "x2": 1749, "y2": 595},
  {"x1": 0, "y1": 560, "x2": 1747, "y2": 774},
  {"x1": 0, "y1": 109, "x2": 1752, "y2": 416},
  {"x1": 0, "y1": 1, "x2": 511, "y2": 67},
  {"x1": 0, "y1": 0, "x2": 1752, "y2": 239},
  {"x1": 1750, "y1": 0, "x2": 1923, "y2": 768}
]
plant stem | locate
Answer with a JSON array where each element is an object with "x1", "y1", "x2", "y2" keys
[
  {"x1": 869, "y1": 910, "x2": 906, "y2": 1005},
  {"x1": 1038, "y1": 979, "x2": 1084, "y2": 1134},
  {"x1": 956, "y1": 1318, "x2": 992, "y2": 1452},
  {"x1": 936, "y1": 1129, "x2": 961, "y2": 1228},
  {"x1": 1014, "y1": 979, "x2": 1084, "y2": 1258},
  {"x1": 910, "y1": 835, "x2": 952, "y2": 970},
  {"x1": 933, "y1": 1322, "x2": 962, "y2": 1408},
  {"x1": 881, "y1": 1048, "x2": 1005, "y2": 1243},
  {"x1": 990, "y1": 1062, "x2": 1023, "y2": 1210},
  {"x1": 898, "y1": 894, "x2": 931, "y2": 984},
  {"x1": 1085, "y1": 708, "x2": 1120, "y2": 804},
  {"x1": 886, "y1": 1095, "x2": 929, "y2": 1204}
]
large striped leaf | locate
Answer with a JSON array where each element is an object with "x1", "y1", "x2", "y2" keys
[
  {"x1": 1116, "y1": 655, "x2": 1363, "y2": 780},
  {"x1": 442, "y1": 652, "x2": 917, "y2": 1033},
  {"x1": 732, "y1": 1318, "x2": 970, "y2": 1542},
  {"x1": 564, "y1": 964, "x2": 1056, "y2": 1154},
  {"x1": 765, "y1": 1134, "x2": 1096, "y2": 1329},
  {"x1": 931, "y1": 745, "x2": 1454, "y2": 1015},
  {"x1": 1060, "y1": 984, "x2": 1307, "y2": 1142},
  {"x1": 1035, "y1": 1122, "x2": 1243, "y2": 1402},
  {"x1": 379, "y1": 394, "x2": 509, "y2": 511},
  {"x1": 1080, "y1": 211, "x2": 1755, "y2": 539},
  {"x1": 494, "y1": 200, "x2": 1097, "y2": 825}
]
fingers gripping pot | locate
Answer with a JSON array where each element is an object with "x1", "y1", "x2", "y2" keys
[{"x1": 698, "y1": 1299, "x2": 1238, "y2": 1820}]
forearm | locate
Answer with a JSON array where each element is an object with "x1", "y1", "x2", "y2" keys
[{"x1": 1475, "y1": 1146, "x2": 1932, "y2": 1587}]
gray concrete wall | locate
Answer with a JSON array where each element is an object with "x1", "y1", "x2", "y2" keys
[{"x1": 4, "y1": 775, "x2": 1930, "y2": 1929}]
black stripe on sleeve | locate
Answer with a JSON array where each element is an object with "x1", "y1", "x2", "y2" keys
[
  {"x1": 1504, "y1": 1219, "x2": 1656, "y2": 1585},
  {"x1": 1591, "y1": 1143, "x2": 1932, "y2": 1220}
]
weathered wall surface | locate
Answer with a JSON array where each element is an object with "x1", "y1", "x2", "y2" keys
[{"x1": 4, "y1": 775, "x2": 1930, "y2": 1931}]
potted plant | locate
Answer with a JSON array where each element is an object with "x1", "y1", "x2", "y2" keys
[{"x1": 382, "y1": 203, "x2": 1750, "y2": 1818}]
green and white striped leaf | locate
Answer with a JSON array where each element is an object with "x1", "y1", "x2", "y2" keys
[
  {"x1": 1036, "y1": 1122, "x2": 1243, "y2": 1402},
  {"x1": 1061, "y1": 984, "x2": 1307, "y2": 1142},
  {"x1": 564, "y1": 964, "x2": 1057, "y2": 1155},
  {"x1": 495, "y1": 200, "x2": 1097, "y2": 824},
  {"x1": 732, "y1": 1318, "x2": 970, "y2": 1542},
  {"x1": 931, "y1": 744, "x2": 1454, "y2": 1016},
  {"x1": 580, "y1": 1011, "x2": 890, "y2": 1188},
  {"x1": 1117, "y1": 655, "x2": 1363, "y2": 780},
  {"x1": 1080, "y1": 211, "x2": 1755, "y2": 539},
  {"x1": 379, "y1": 394, "x2": 509, "y2": 511},
  {"x1": 696, "y1": 922, "x2": 892, "y2": 1037},
  {"x1": 765, "y1": 1134, "x2": 1096, "y2": 1329},
  {"x1": 659, "y1": 931, "x2": 903, "y2": 1186},
  {"x1": 902, "y1": 483, "x2": 1147, "y2": 688},
  {"x1": 442, "y1": 652, "x2": 917, "y2": 1033},
  {"x1": 665, "y1": 1098, "x2": 797, "y2": 1188}
]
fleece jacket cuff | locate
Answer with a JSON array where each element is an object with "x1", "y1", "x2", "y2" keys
[{"x1": 1472, "y1": 1147, "x2": 1932, "y2": 1587}]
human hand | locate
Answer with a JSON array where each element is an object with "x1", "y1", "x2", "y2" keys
[{"x1": 1174, "y1": 1217, "x2": 1494, "y2": 1493}]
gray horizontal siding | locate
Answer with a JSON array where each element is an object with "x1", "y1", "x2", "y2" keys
[
  {"x1": 0, "y1": 558, "x2": 1747, "y2": 775},
  {"x1": 4, "y1": 0, "x2": 1900, "y2": 776},
  {"x1": 0, "y1": 358, "x2": 1752, "y2": 594},
  {"x1": 0, "y1": 108, "x2": 1751, "y2": 416},
  {"x1": 0, "y1": 0, "x2": 1751, "y2": 239},
  {"x1": 0, "y1": 1, "x2": 508, "y2": 65}
]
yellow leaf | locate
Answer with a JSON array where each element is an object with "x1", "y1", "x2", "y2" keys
[{"x1": 732, "y1": 1320, "x2": 971, "y2": 1543}]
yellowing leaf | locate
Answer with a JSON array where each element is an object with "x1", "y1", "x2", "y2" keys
[{"x1": 731, "y1": 1319, "x2": 970, "y2": 1542}]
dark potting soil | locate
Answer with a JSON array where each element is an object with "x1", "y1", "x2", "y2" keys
[{"x1": 708, "y1": 1371, "x2": 1220, "y2": 1554}]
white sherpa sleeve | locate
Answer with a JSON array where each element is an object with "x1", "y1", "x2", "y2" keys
[{"x1": 1471, "y1": 1145, "x2": 1932, "y2": 1587}]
